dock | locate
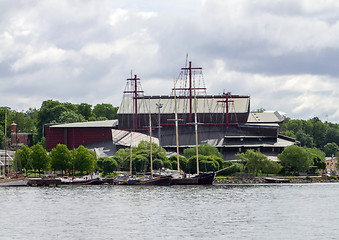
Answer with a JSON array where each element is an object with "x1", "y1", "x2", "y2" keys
[{"x1": 28, "y1": 178, "x2": 62, "y2": 187}]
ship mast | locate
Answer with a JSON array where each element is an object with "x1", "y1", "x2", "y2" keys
[
  {"x1": 124, "y1": 74, "x2": 144, "y2": 130},
  {"x1": 149, "y1": 104, "x2": 153, "y2": 177},
  {"x1": 218, "y1": 92, "x2": 235, "y2": 125},
  {"x1": 178, "y1": 61, "x2": 204, "y2": 124},
  {"x1": 193, "y1": 80, "x2": 199, "y2": 175},
  {"x1": 174, "y1": 86, "x2": 181, "y2": 175}
]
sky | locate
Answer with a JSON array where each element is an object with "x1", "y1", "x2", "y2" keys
[{"x1": 1, "y1": 0, "x2": 339, "y2": 122}]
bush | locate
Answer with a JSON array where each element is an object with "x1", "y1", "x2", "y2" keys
[
  {"x1": 218, "y1": 161, "x2": 241, "y2": 176},
  {"x1": 163, "y1": 160, "x2": 172, "y2": 169},
  {"x1": 331, "y1": 175, "x2": 338, "y2": 181},
  {"x1": 153, "y1": 159, "x2": 164, "y2": 170}
]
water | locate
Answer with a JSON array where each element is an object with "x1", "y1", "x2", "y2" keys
[{"x1": 1, "y1": 183, "x2": 339, "y2": 240}]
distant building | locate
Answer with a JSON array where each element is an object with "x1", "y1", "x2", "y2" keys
[
  {"x1": 45, "y1": 120, "x2": 118, "y2": 152},
  {"x1": 10, "y1": 123, "x2": 32, "y2": 149},
  {"x1": 325, "y1": 156, "x2": 338, "y2": 175}
]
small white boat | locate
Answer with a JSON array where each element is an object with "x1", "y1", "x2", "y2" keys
[{"x1": 0, "y1": 175, "x2": 28, "y2": 187}]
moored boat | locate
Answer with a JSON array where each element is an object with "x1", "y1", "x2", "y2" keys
[
  {"x1": 0, "y1": 174, "x2": 28, "y2": 187},
  {"x1": 59, "y1": 172, "x2": 103, "y2": 185},
  {"x1": 113, "y1": 174, "x2": 172, "y2": 186},
  {"x1": 170, "y1": 172, "x2": 215, "y2": 185}
]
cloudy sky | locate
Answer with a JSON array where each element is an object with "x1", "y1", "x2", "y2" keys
[{"x1": 1, "y1": 0, "x2": 339, "y2": 122}]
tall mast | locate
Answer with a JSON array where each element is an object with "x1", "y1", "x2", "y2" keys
[
  {"x1": 149, "y1": 102, "x2": 153, "y2": 177},
  {"x1": 218, "y1": 92, "x2": 234, "y2": 125},
  {"x1": 156, "y1": 101, "x2": 163, "y2": 152},
  {"x1": 194, "y1": 80, "x2": 199, "y2": 175},
  {"x1": 4, "y1": 110, "x2": 7, "y2": 175},
  {"x1": 124, "y1": 74, "x2": 143, "y2": 130},
  {"x1": 129, "y1": 132, "x2": 133, "y2": 176},
  {"x1": 174, "y1": 87, "x2": 181, "y2": 175},
  {"x1": 180, "y1": 61, "x2": 203, "y2": 123}
]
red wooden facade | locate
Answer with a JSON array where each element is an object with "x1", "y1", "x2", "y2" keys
[{"x1": 45, "y1": 125, "x2": 112, "y2": 151}]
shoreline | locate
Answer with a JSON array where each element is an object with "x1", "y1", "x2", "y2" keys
[{"x1": 214, "y1": 176, "x2": 339, "y2": 184}]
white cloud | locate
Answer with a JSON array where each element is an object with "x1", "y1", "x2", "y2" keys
[{"x1": 1, "y1": 0, "x2": 339, "y2": 123}]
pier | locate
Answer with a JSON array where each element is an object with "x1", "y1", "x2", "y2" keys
[{"x1": 28, "y1": 178, "x2": 61, "y2": 187}]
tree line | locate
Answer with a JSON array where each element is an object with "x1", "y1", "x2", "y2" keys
[
  {"x1": 16, "y1": 144, "x2": 96, "y2": 176},
  {"x1": 280, "y1": 117, "x2": 339, "y2": 157}
]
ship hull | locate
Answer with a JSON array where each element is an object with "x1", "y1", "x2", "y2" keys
[
  {"x1": 170, "y1": 172, "x2": 215, "y2": 185},
  {"x1": 0, "y1": 176, "x2": 28, "y2": 187},
  {"x1": 113, "y1": 176, "x2": 172, "y2": 186}
]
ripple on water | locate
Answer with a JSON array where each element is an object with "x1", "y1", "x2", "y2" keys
[{"x1": 1, "y1": 183, "x2": 339, "y2": 240}]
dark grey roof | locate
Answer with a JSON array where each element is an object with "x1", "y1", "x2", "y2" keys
[{"x1": 50, "y1": 120, "x2": 118, "y2": 128}]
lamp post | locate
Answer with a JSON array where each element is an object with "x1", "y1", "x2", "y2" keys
[{"x1": 156, "y1": 102, "x2": 163, "y2": 152}]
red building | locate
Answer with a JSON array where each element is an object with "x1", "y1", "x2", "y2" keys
[
  {"x1": 10, "y1": 123, "x2": 32, "y2": 148},
  {"x1": 45, "y1": 120, "x2": 118, "y2": 151}
]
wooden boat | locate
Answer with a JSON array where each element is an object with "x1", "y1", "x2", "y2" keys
[
  {"x1": 113, "y1": 174, "x2": 172, "y2": 186},
  {"x1": 0, "y1": 173, "x2": 28, "y2": 187},
  {"x1": 171, "y1": 172, "x2": 215, "y2": 185},
  {"x1": 59, "y1": 172, "x2": 103, "y2": 185},
  {"x1": 264, "y1": 177, "x2": 290, "y2": 183}
]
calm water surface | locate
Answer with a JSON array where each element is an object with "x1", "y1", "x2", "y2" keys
[{"x1": 1, "y1": 183, "x2": 339, "y2": 240}]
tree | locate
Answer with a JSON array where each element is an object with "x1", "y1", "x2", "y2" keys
[
  {"x1": 278, "y1": 145, "x2": 312, "y2": 174},
  {"x1": 296, "y1": 130, "x2": 313, "y2": 148},
  {"x1": 236, "y1": 150, "x2": 269, "y2": 176},
  {"x1": 217, "y1": 161, "x2": 241, "y2": 175},
  {"x1": 16, "y1": 145, "x2": 33, "y2": 173},
  {"x1": 261, "y1": 159, "x2": 282, "y2": 175},
  {"x1": 168, "y1": 155, "x2": 188, "y2": 172},
  {"x1": 74, "y1": 145, "x2": 95, "y2": 174},
  {"x1": 30, "y1": 144, "x2": 50, "y2": 176},
  {"x1": 97, "y1": 157, "x2": 118, "y2": 174},
  {"x1": 323, "y1": 142, "x2": 339, "y2": 157},
  {"x1": 93, "y1": 103, "x2": 118, "y2": 120},
  {"x1": 307, "y1": 148, "x2": 326, "y2": 172},
  {"x1": 58, "y1": 111, "x2": 85, "y2": 123},
  {"x1": 183, "y1": 144, "x2": 222, "y2": 158},
  {"x1": 50, "y1": 144, "x2": 72, "y2": 175},
  {"x1": 77, "y1": 103, "x2": 92, "y2": 120}
]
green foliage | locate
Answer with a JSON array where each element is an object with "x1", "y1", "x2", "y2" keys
[
  {"x1": 163, "y1": 160, "x2": 172, "y2": 169},
  {"x1": 50, "y1": 144, "x2": 72, "y2": 174},
  {"x1": 278, "y1": 145, "x2": 313, "y2": 174},
  {"x1": 97, "y1": 157, "x2": 118, "y2": 174},
  {"x1": 262, "y1": 159, "x2": 282, "y2": 175},
  {"x1": 331, "y1": 175, "x2": 338, "y2": 180},
  {"x1": 236, "y1": 150, "x2": 269, "y2": 176},
  {"x1": 77, "y1": 103, "x2": 92, "y2": 120},
  {"x1": 153, "y1": 159, "x2": 164, "y2": 170},
  {"x1": 93, "y1": 103, "x2": 118, "y2": 120},
  {"x1": 16, "y1": 145, "x2": 33, "y2": 171},
  {"x1": 307, "y1": 148, "x2": 326, "y2": 171},
  {"x1": 183, "y1": 144, "x2": 222, "y2": 158},
  {"x1": 30, "y1": 144, "x2": 50, "y2": 175},
  {"x1": 217, "y1": 161, "x2": 241, "y2": 175},
  {"x1": 58, "y1": 110, "x2": 86, "y2": 123},
  {"x1": 75, "y1": 145, "x2": 96, "y2": 173},
  {"x1": 132, "y1": 155, "x2": 149, "y2": 173},
  {"x1": 235, "y1": 150, "x2": 282, "y2": 175},
  {"x1": 168, "y1": 155, "x2": 188, "y2": 172},
  {"x1": 323, "y1": 142, "x2": 339, "y2": 157},
  {"x1": 187, "y1": 155, "x2": 219, "y2": 173},
  {"x1": 280, "y1": 117, "x2": 339, "y2": 150}
]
